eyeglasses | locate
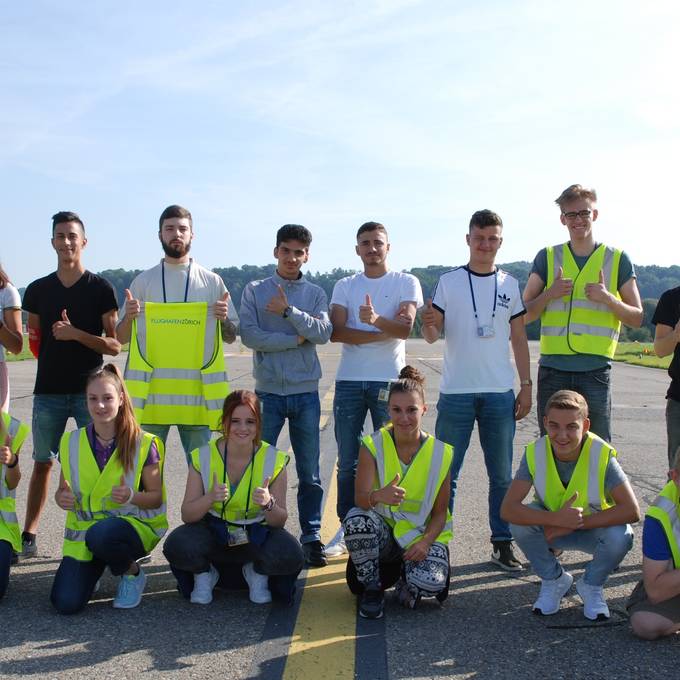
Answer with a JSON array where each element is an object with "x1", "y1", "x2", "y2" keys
[{"x1": 562, "y1": 210, "x2": 592, "y2": 220}]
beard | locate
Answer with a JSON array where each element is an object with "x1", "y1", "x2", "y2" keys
[{"x1": 161, "y1": 239, "x2": 191, "y2": 259}]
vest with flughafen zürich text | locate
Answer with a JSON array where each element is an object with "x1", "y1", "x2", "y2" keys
[
  {"x1": 192, "y1": 440, "x2": 289, "y2": 525},
  {"x1": 362, "y1": 427, "x2": 453, "y2": 549},
  {"x1": 125, "y1": 301, "x2": 229, "y2": 431},
  {"x1": 540, "y1": 243, "x2": 622, "y2": 358},
  {"x1": 0, "y1": 413, "x2": 29, "y2": 552},
  {"x1": 59, "y1": 428, "x2": 168, "y2": 561},
  {"x1": 525, "y1": 431, "x2": 616, "y2": 515}
]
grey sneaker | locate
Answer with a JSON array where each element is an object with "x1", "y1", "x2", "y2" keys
[
  {"x1": 325, "y1": 526, "x2": 347, "y2": 557},
  {"x1": 21, "y1": 536, "x2": 37, "y2": 558},
  {"x1": 575, "y1": 578, "x2": 610, "y2": 621},
  {"x1": 532, "y1": 570, "x2": 573, "y2": 616}
]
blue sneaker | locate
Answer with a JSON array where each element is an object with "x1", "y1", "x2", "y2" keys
[{"x1": 113, "y1": 569, "x2": 146, "y2": 609}]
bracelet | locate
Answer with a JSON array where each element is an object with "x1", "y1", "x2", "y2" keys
[
  {"x1": 6, "y1": 453, "x2": 18, "y2": 469},
  {"x1": 368, "y1": 490, "x2": 377, "y2": 509},
  {"x1": 263, "y1": 497, "x2": 275, "y2": 512},
  {"x1": 125, "y1": 486, "x2": 135, "y2": 504}
]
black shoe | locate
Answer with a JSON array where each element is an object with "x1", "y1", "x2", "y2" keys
[
  {"x1": 302, "y1": 540, "x2": 328, "y2": 567},
  {"x1": 21, "y1": 536, "x2": 37, "y2": 558},
  {"x1": 491, "y1": 541, "x2": 523, "y2": 572},
  {"x1": 10, "y1": 551, "x2": 19, "y2": 565},
  {"x1": 359, "y1": 586, "x2": 384, "y2": 619}
]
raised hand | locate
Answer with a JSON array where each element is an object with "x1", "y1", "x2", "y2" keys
[
  {"x1": 56, "y1": 478, "x2": 77, "y2": 511},
  {"x1": 213, "y1": 291, "x2": 230, "y2": 321},
  {"x1": 421, "y1": 299, "x2": 437, "y2": 327},
  {"x1": 111, "y1": 474, "x2": 134, "y2": 505},
  {"x1": 209, "y1": 472, "x2": 229, "y2": 503},
  {"x1": 554, "y1": 492, "x2": 584, "y2": 530},
  {"x1": 584, "y1": 269, "x2": 611, "y2": 304},
  {"x1": 548, "y1": 267, "x2": 573, "y2": 300},
  {"x1": 52, "y1": 308, "x2": 78, "y2": 341},
  {"x1": 252, "y1": 476, "x2": 273, "y2": 508},
  {"x1": 376, "y1": 473, "x2": 406, "y2": 507},
  {"x1": 265, "y1": 284, "x2": 289, "y2": 316},
  {"x1": 125, "y1": 288, "x2": 141, "y2": 320},
  {"x1": 0, "y1": 444, "x2": 13, "y2": 466},
  {"x1": 359, "y1": 294, "x2": 378, "y2": 325}
]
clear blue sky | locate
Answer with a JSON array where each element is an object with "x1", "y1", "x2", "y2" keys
[{"x1": 3, "y1": 1, "x2": 679, "y2": 288}]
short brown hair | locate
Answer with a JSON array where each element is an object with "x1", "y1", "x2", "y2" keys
[
  {"x1": 545, "y1": 389, "x2": 589, "y2": 420},
  {"x1": 220, "y1": 390, "x2": 262, "y2": 446},
  {"x1": 356, "y1": 221, "x2": 388, "y2": 240},
  {"x1": 52, "y1": 211, "x2": 85, "y2": 236},
  {"x1": 554, "y1": 184, "x2": 597, "y2": 209},
  {"x1": 159, "y1": 204, "x2": 193, "y2": 230},
  {"x1": 469, "y1": 209, "x2": 503, "y2": 233}
]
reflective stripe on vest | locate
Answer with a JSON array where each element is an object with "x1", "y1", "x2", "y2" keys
[
  {"x1": 363, "y1": 428, "x2": 453, "y2": 548},
  {"x1": 60, "y1": 428, "x2": 168, "y2": 561},
  {"x1": 0, "y1": 413, "x2": 29, "y2": 552},
  {"x1": 125, "y1": 301, "x2": 230, "y2": 430},
  {"x1": 526, "y1": 431, "x2": 615, "y2": 514},
  {"x1": 192, "y1": 440, "x2": 288, "y2": 525},
  {"x1": 540, "y1": 243, "x2": 622, "y2": 358},
  {"x1": 646, "y1": 482, "x2": 680, "y2": 569}
]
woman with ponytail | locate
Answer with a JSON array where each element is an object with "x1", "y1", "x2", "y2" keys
[
  {"x1": 51, "y1": 364, "x2": 167, "y2": 614},
  {"x1": 0, "y1": 264, "x2": 23, "y2": 412},
  {"x1": 344, "y1": 365, "x2": 453, "y2": 619}
]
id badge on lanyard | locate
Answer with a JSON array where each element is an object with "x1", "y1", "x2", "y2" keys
[{"x1": 467, "y1": 268, "x2": 497, "y2": 339}]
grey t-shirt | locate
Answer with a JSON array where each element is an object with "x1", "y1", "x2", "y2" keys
[
  {"x1": 514, "y1": 450, "x2": 627, "y2": 493},
  {"x1": 531, "y1": 243, "x2": 635, "y2": 371}
]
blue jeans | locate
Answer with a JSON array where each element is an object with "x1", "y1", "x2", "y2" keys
[
  {"x1": 334, "y1": 381, "x2": 391, "y2": 521},
  {"x1": 0, "y1": 539, "x2": 11, "y2": 600},
  {"x1": 32, "y1": 393, "x2": 90, "y2": 462},
  {"x1": 143, "y1": 424, "x2": 211, "y2": 463},
  {"x1": 435, "y1": 390, "x2": 516, "y2": 542},
  {"x1": 50, "y1": 518, "x2": 146, "y2": 614},
  {"x1": 537, "y1": 365, "x2": 612, "y2": 442},
  {"x1": 257, "y1": 391, "x2": 323, "y2": 544},
  {"x1": 511, "y1": 518, "x2": 633, "y2": 586}
]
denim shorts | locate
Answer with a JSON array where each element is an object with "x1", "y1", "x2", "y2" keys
[{"x1": 32, "y1": 393, "x2": 90, "y2": 462}]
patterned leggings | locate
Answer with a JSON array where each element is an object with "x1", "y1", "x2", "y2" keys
[{"x1": 343, "y1": 507, "x2": 449, "y2": 601}]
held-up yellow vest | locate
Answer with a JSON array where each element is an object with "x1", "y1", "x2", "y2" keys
[
  {"x1": 362, "y1": 428, "x2": 453, "y2": 549},
  {"x1": 59, "y1": 429, "x2": 168, "y2": 561},
  {"x1": 191, "y1": 440, "x2": 289, "y2": 524},
  {"x1": 525, "y1": 431, "x2": 616, "y2": 515},
  {"x1": 646, "y1": 481, "x2": 680, "y2": 569},
  {"x1": 125, "y1": 301, "x2": 230, "y2": 430},
  {"x1": 540, "y1": 243, "x2": 622, "y2": 358},
  {"x1": 0, "y1": 413, "x2": 29, "y2": 552}
]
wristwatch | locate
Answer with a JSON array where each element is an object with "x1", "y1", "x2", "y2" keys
[
  {"x1": 520, "y1": 379, "x2": 533, "y2": 387},
  {"x1": 282, "y1": 306, "x2": 292, "y2": 318}
]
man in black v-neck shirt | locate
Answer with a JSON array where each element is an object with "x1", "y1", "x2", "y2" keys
[{"x1": 20, "y1": 211, "x2": 120, "y2": 556}]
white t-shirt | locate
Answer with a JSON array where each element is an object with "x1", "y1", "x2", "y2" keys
[
  {"x1": 432, "y1": 266, "x2": 525, "y2": 394},
  {"x1": 331, "y1": 271, "x2": 423, "y2": 381},
  {"x1": 119, "y1": 259, "x2": 238, "y2": 321},
  {"x1": 0, "y1": 283, "x2": 21, "y2": 362}
]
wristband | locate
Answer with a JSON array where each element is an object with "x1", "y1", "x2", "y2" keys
[
  {"x1": 6, "y1": 453, "x2": 18, "y2": 469},
  {"x1": 125, "y1": 486, "x2": 135, "y2": 504},
  {"x1": 263, "y1": 497, "x2": 275, "y2": 512},
  {"x1": 368, "y1": 490, "x2": 377, "y2": 509}
]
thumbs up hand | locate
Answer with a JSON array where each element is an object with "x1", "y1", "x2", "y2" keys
[
  {"x1": 52, "y1": 308, "x2": 78, "y2": 341},
  {"x1": 252, "y1": 476, "x2": 273, "y2": 508},
  {"x1": 375, "y1": 473, "x2": 406, "y2": 506},
  {"x1": 125, "y1": 288, "x2": 141, "y2": 320},
  {"x1": 213, "y1": 291, "x2": 231, "y2": 321},
  {"x1": 585, "y1": 268, "x2": 612, "y2": 304},
  {"x1": 209, "y1": 472, "x2": 229, "y2": 503},
  {"x1": 359, "y1": 294, "x2": 378, "y2": 325},
  {"x1": 0, "y1": 443, "x2": 13, "y2": 466},
  {"x1": 265, "y1": 284, "x2": 289, "y2": 316},
  {"x1": 421, "y1": 298, "x2": 437, "y2": 327},
  {"x1": 548, "y1": 266, "x2": 574, "y2": 300},
  {"x1": 56, "y1": 477, "x2": 77, "y2": 511},
  {"x1": 111, "y1": 474, "x2": 135, "y2": 505}
]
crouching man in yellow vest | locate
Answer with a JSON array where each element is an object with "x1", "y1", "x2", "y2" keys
[
  {"x1": 344, "y1": 367, "x2": 452, "y2": 620},
  {"x1": 0, "y1": 412, "x2": 29, "y2": 599},
  {"x1": 50, "y1": 365, "x2": 167, "y2": 614},
  {"x1": 628, "y1": 446, "x2": 680, "y2": 639},
  {"x1": 501, "y1": 390, "x2": 639, "y2": 620}
]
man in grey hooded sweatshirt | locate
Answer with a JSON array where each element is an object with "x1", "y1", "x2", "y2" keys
[{"x1": 239, "y1": 224, "x2": 332, "y2": 567}]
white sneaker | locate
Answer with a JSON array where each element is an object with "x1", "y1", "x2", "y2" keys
[
  {"x1": 532, "y1": 570, "x2": 573, "y2": 616},
  {"x1": 575, "y1": 578, "x2": 610, "y2": 620},
  {"x1": 242, "y1": 562, "x2": 272, "y2": 604},
  {"x1": 190, "y1": 566, "x2": 219, "y2": 605},
  {"x1": 325, "y1": 526, "x2": 347, "y2": 557}
]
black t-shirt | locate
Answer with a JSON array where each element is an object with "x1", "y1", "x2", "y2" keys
[
  {"x1": 22, "y1": 271, "x2": 118, "y2": 394},
  {"x1": 652, "y1": 286, "x2": 680, "y2": 401}
]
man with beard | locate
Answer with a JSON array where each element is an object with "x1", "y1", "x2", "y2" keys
[{"x1": 117, "y1": 205, "x2": 237, "y2": 459}]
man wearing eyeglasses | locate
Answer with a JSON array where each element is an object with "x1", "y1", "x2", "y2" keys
[{"x1": 523, "y1": 184, "x2": 643, "y2": 442}]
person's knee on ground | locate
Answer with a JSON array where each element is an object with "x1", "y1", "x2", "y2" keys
[{"x1": 630, "y1": 611, "x2": 680, "y2": 640}]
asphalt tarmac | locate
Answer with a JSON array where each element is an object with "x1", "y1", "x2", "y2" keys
[{"x1": 0, "y1": 340, "x2": 675, "y2": 679}]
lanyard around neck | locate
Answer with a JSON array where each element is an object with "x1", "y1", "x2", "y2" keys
[
  {"x1": 220, "y1": 445, "x2": 254, "y2": 521},
  {"x1": 467, "y1": 267, "x2": 498, "y2": 323},
  {"x1": 161, "y1": 259, "x2": 191, "y2": 303}
]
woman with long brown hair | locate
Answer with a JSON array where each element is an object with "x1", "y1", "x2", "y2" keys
[
  {"x1": 163, "y1": 390, "x2": 303, "y2": 606},
  {"x1": 51, "y1": 363, "x2": 167, "y2": 613},
  {"x1": 0, "y1": 264, "x2": 23, "y2": 412}
]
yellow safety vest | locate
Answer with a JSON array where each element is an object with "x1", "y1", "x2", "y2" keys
[
  {"x1": 646, "y1": 481, "x2": 680, "y2": 569},
  {"x1": 125, "y1": 301, "x2": 230, "y2": 430},
  {"x1": 59, "y1": 429, "x2": 168, "y2": 561},
  {"x1": 191, "y1": 440, "x2": 289, "y2": 524},
  {"x1": 525, "y1": 431, "x2": 616, "y2": 515},
  {"x1": 540, "y1": 243, "x2": 622, "y2": 358},
  {"x1": 362, "y1": 428, "x2": 453, "y2": 549},
  {"x1": 0, "y1": 413, "x2": 29, "y2": 552}
]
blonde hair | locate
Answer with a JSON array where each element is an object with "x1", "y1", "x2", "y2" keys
[
  {"x1": 555, "y1": 184, "x2": 597, "y2": 209},
  {"x1": 545, "y1": 389, "x2": 589, "y2": 420}
]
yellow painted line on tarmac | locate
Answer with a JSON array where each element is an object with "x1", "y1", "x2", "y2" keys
[
  {"x1": 283, "y1": 391, "x2": 357, "y2": 680},
  {"x1": 318, "y1": 383, "x2": 335, "y2": 431}
]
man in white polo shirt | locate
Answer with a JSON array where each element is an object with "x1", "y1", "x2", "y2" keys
[
  {"x1": 422, "y1": 209, "x2": 531, "y2": 571},
  {"x1": 326, "y1": 221, "x2": 423, "y2": 556}
]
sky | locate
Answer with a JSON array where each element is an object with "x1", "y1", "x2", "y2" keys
[{"x1": 2, "y1": 0, "x2": 679, "y2": 289}]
